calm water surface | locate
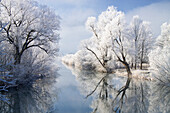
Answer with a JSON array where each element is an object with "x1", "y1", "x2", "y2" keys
[{"x1": 0, "y1": 63, "x2": 170, "y2": 113}]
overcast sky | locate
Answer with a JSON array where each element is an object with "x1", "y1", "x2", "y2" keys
[{"x1": 36, "y1": 0, "x2": 170, "y2": 55}]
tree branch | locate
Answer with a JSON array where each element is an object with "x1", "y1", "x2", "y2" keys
[
  {"x1": 90, "y1": 25, "x2": 98, "y2": 39},
  {"x1": 26, "y1": 44, "x2": 48, "y2": 53},
  {"x1": 4, "y1": 24, "x2": 14, "y2": 44},
  {"x1": 86, "y1": 47, "x2": 106, "y2": 69},
  {"x1": 86, "y1": 74, "x2": 108, "y2": 98}
]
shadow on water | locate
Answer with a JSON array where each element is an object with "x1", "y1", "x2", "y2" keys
[
  {"x1": 65, "y1": 64, "x2": 170, "y2": 113},
  {"x1": 0, "y1": 75, "x2": 58, "y2": 113}
]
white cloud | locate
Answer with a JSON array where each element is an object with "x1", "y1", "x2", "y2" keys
[
  {"x1": 61, "y1": 8, "x2": 96, "y2": 26},
  {"x1": 55, "y1": 0, "x2": 89, "y2": 6},
  {"x1": 59, "y1": 8, "x2": 96, "y2": 54},
  {"x1": 36, "y1": 0, "x2": 90, "y2": 7},
  {"x1": 126, "y1": 1, "x2": 170, "y2": 37},
  {"x1": 60, "y1": 25, "x2": 91, "y2": 54}
]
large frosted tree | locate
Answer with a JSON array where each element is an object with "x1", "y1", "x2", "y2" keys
[
  {"x1": 84, "y1": 6, "x2": 133, "y2": 74},
  {"x1": 149, "y1": 22, "x2": 170, "y2": 85},
  {"x1": 0, "y1": 0, "x2": 60, "y2": 65},
  {"x1": 0, "y1": 0, "x2": 60, "y2": 84}
]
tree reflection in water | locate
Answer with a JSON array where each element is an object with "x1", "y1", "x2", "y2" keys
[
  {"x1": 65, "y1": 65, "x2": 169, "y2": 113},
  {"x1": 0, "y1": 75, "x2": 58, "y2": 113},
  {"x1": 149, "y1": 82, "x2": 170, "y2": 113}
]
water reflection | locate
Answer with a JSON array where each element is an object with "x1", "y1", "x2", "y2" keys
[
  {"x1": 65, "y1": 64, "x2": 169, "y2": 113},
  {"x1": 0, "y1": 75, "x2": 58, "y2": 113},
  {"x1": 1, "y1": 64, "x2": 169, "y2": 113},
  {"x1": 149, "y1": 83, "x2": 170, "y2": 113}
]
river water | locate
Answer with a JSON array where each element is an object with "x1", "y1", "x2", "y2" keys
[{"x1": 0, "y1": 63, "x2": 170, "y2": 113}]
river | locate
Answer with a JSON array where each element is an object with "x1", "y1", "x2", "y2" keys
[{"x1": 0, "y1": 63, "x2": 169, "y2": 113}]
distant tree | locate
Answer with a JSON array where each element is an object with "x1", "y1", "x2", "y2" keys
[
  {"x1": 130, "y1": 16, "x2": 153, "y2": 69},
  {"x1": 0, "y1": 0, "x2": 60, "y2": 65}
]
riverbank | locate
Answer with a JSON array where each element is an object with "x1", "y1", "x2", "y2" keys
[{"x1": 62, "y1": 61, "x2": 155, "y2": 81}]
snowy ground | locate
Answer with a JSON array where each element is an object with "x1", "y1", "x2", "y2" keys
[
  {"x1": 115, "y1": 69, "x2": 154, "y2": 81},
  {"x1": 62, "y1": 60, "x2": 155, "y2": 81}
]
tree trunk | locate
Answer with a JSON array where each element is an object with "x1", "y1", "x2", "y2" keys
[
  {"x1": 134, "y1": 39, "x2": 138, "y2": 70},
  {"x1": 124, "y1": 62, "x2": 132, "y2": 77},
  {"x1": 120, "y1": 60, "x2": 132, "y2": 77},
  {"x1": 134, "y1": 63, "x2": 137, "y2": 69},
  {"x1": 14, "y1": 46, "x2": 22, "y2": 65},
  {"x1": 140, "y1": 62, "x2": 143, "y2": 70},
  {"x1": 14, "y1": 89, "x2": 21, "y2": 113},
  {"x1": 140, "y1": 40, "x2": 145, "y2": 70},
  {"x1": 14, "y1": 54, "x2": 21, "y2": 65},
  {"x1": 131, "y1": 62, "x2": 133, "y2": 69}
]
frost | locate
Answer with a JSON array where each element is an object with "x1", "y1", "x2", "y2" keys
[
  {"x1": 149, "y1": 23, "x2": 170, "y2": 85},
  {"x1": 63, "y1": 6, "x2": 153, "y2": 75}
]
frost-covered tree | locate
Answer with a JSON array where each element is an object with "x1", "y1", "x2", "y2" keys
[
  {"x1": 84, "y1": 6, "x2": 133, "y2": 74},
  {"x1": 0, "y1": 0, "x2": 60, "y2": 65},
  {"x1": 130, "y1": 16, "x2": 152, "y2": 69},
  {"x1": 0, "y1": 46, "x2": 15, "y2": 103},
  {"x1": 149, "y1": 22, "x2": 170, "y2": 86},
  {"x1": 149, "y1": 83, "x2": 170, "y2": 112},
  {"x1": 0, "y1": 16, "x2": 15, "y2": 103},
  {"x1": 107, "y1": 7, "x2": 133, "y2": 76},
  {"x1": 0, "y1": 0, "x2": 60, "y2": 84},
  {"x1": 84, "y1": 11, "x2": 115, "y2": 72}
]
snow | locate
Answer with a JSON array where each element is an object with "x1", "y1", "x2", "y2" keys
[
  {"x1": 62, "y1": 6, "x2": 155, "y2": 79},
  {"x1": 149, "y1": 22, "x2": 170, "y2": 85}
]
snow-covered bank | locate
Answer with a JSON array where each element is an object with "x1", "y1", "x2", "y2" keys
[
  {"x1": 62, "y1": 60, "x2": 154, "y2": 81},
  {"x1": 115, "y1": 69, "x2": 154, "y2": 81},
  {"x1": 62, "y1": 51, "x2": 117, "y2": 73}
]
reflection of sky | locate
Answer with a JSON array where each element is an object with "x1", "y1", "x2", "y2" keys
[
  {"x1": 55, "y1": 64, "x2": 92, "y2": 113},
  {"x1": 36, "y1": 0, "x2": 170, "y2": 54},
  {"x1": 54, "y1": 85, "x2": 92, "y2": 113}
]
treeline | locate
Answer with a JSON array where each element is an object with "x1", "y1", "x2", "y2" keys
[
  {"x1": 63, "y1": 7, "x2": 152, "y2": 73},
  {"x1": 62, "y1": 6, "x2": 170, "y2": 84}
]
